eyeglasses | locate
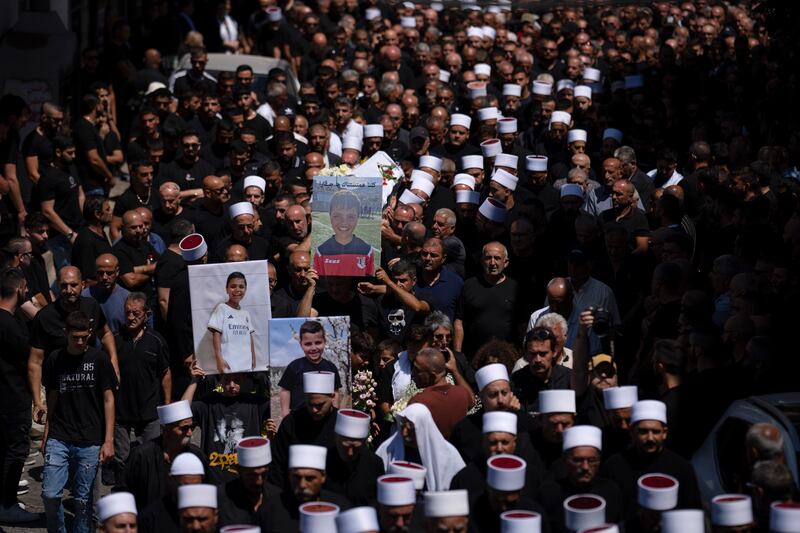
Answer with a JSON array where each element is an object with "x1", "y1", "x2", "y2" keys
[{"x1": 526, "y1": 328, "x2": 556, "y2": 343}]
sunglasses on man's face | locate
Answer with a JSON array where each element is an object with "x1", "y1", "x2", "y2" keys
[{"x1": 592, "y1": 362, "x2": 616, "y2": 378}]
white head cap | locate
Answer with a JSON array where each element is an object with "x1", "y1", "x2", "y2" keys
[
  {"x1": 411, "y1": 177, "x2": 435, "y2": 197},
  {"x1": 363, "y1": 124, "x2": 384, "y2": 138},
  {"x1": 335, "y1": 409, "x2": 371, "y2": 439},
  {"x1": 574, "y1": 85, "x2": 593, "y2": 100},
  {"x1": 567, "y1": 129, "x2": 588, "y2": 144},
  {"x1": 178, "y1": 484, "x2": 217, "y2": 510},
  {"x1": 220, "y1": 527, "x2": 260, "y2": 533},
  {"x1": 266, "y1": 7, "x2": 282, "y2": 21},
  {"x1": 562, "y1": 425, "x2": 602, "y2": 452},
  {"x1": 303, "y1": 371, "x2": 336, "y2": 395},
  {"x1": 637, "y1": 474, "x2": 679, "y2": 511},
  {"x1": 461, "y1": 155, "x2": 483, "y2": 170},
  {"x1": 158, "y1": 400, "x2": 193, "y2": 425},
  {"x1": 243, "y1": 175, "x2": 266, "y2": 192},
  {"x1": 770, "y1": 501, "x2": 800, "y2": 533},
  {"x1": 179, "y1": 234, "x2": 207, "y2": 262},
  {"x1": 480, "y1": 139, "x2": 502, "y2": 158},
  {"x1": 96, "y1": 492, "x2": 137, "y2": 523},
  {"x1": 467, "y1": 26, "x2": 484, "y2": 39},
  {"x1": 299, "y1": 502, "x2": 340, "y2": 532},
  {"x1": 424, "y1": 490, "x2": 469, "y2": 518},
  {"x1": 603, "y1": 128, "x2": 623, "y2": 143},
  {"x1": 492, "y1": 168, "x2": 518, "y2": 191},
  {"x1": 439, "y1": 70, "x2": 451, "y2": 83},
  {"x1": 452, "y1": 174, "x2": 476, "y2": 190},
  {"x1": 503, "y1": 84, "x2": 522, "y2": 97},
  {"x1": 170, "y1": 452, "x2": 205, "y2": 476},
  {"x1": 582, "y1": 67, "x2": 601, "y2": 82},
  {"x1": 411, "y1": 169, "x2": 435, "y2": 182},
  {"x1": 602, "y1": 386, "x2": 638, "y2": 410},
  {"x1": 474, "y1": 63, "x2": 492, "y2": 77},
  {"x1": 477, "y1": 107, "x2": 499, "y2": 121},
  {"x1": 400, "y1": 16, "x2": 416, "y2": 28},
  {"x1": 430, "y1": 2, "x2": 443, "y2": 11},
  {"x1": 660, "y1": 510, "x2": 706, "y2": 533},
  {"x1": 712, "y1": 494, "x2": 754, "y2": 526},
  {"x1": 342, "y1": 136, "x2": 363, "y2": 152},
  {"x1": 478, "y1": 198, "x2": 507, "y2": 223},
  {"x1": 497, "y1": 118, "x2": 518, "y2": 134},
  {"x1": 388, "y1": 461, "x2": 427, "y2": 490},
  {"x1": 563, "y1": 494, "x2": 606, "y2": 532},
  {"x1": 398, "y1": 190, "x2": 424, "y2": 205},
  {"x1": 468, "y1": 82, "x2": 487, "y2": 99},
  {"x1": 577, "y1": 525, "x2": 619, "y2": 533},
  {"x1": 377, "y1": 475, "x2": 416, "y2": 506},
  {"x1": 526, "y1": 155, "x2": 548, "y2": 171},
  {"x1": 550, "y1": 111, "x2": 572, "y2": 127},
  {"x1": 482, "y1": 26, "x2": 496, "y2": 40},
  {"x1": 365, "y1": 8, "x2": 381, "y2": 20},
  {"x1": 532, "y1": 81, "x2": 553, "y2": 96},
  {"x1": 494, "y1": 153, "x2": 518, "y2": 169},
  {"x1": 556, "y1": 79, "x2": 575, "y2": 93},
  {"x1": 289, "y1": 444, "x2": 328, "y2": 471},
  {"x1": 482, "y1": 411, "x2": 517, "y2": 435},
  {"x1": 455, "y1": 190, "x2": 480, "y2": 205},
  {"x1": 145, "y1": 82, "x2": 167, "y2": 95},
  {"x1": 500, "y1": 510, "x2": 541, "y2": 533},
  {"x1": 631, "y1": 400, "x2": 667, "y2": 425},
  {"x1": 450, "y1": 114, "x2": 472, "y2": 130},
  {"x1": 237, "y1": 436, "x2": 272, "y2": 467},
  {"x1": 539, "y1": 389, "x2": 576, "y2": 414},
  {"x1": 487, "y1": 454, "x2": 527, "y2": 492},
  {"x1": 336, "y1": 506, "x2": 380, "y2": 533},
  {"x1": 229, "y1": 201, "x2": 254, "y2": 219},
  {"x1": 419, "y1": 155, "x2": 442, "y2": 172},
  {"x1": 475, "y1": 363, "x2": 509, "y2": 391}
]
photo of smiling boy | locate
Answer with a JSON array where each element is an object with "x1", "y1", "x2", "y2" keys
[
  {"x1": 207, "y1": 272, "x2": 257, "y2": 374},
  {"x1": 277, "y1": 320, "x2": 342, "y2": 416},
  {"x1": 313, "y1": 189, "x2": 375, "y2": 276}
]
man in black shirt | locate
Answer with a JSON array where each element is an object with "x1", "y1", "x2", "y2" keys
[
  {"x1": 109, "y1": 292, "x2": 172, "y2": 486},
  {"x1": 73, "y1": 93, "x2": 114, "y2": 195},
  {"x1": 41, "y1": 311, "x2": 117, "y2": 532},
  {"x1": 29, "y1": 266, "x2": 119, "y2": 426},
  {"x1": 601, "y1": 179, "x2": 650, "y2": 255},
  {"x1": 185, "y1": 175, "x2": 230, "y2": 252},
  {"x1": 38, "y1": 134, "x2": 84, "y2": 270},
  {"x1": 0, "y1": 268, "x2": 37, "y2": 523},
  {"x1": 272, "y1": 250, "x2": 315, "y2": 318},
  {"x1": 152, "y1": 181, "x2": 193, "y2": 242},
  {"x1": 21, "y1": 101, "x2": 63, "y2": 186},
  {"x1": 511, "y1": 327, "x2": 573, "y2": 416},
  {"x1": 111, "y1": 159, "x2": 159, "y2": 241},
  {"x1": 155, "y1": 219, "x2": 193, "y2": 324},
  {"x1": 113, "y1": 210, "x2": 160, "y2": 306},
  {"x1": 218, "y1": 436, "x2": 281, "y2": 527},
  {"x1": 71, "y1": 196, "x2": 112, "y2": 282},
  {"x1": 212, "y1": 201, "x2": 271, "y2": 263},
  {"x1": 158, "y1": 130, "x2": 212, "y2": 197}
]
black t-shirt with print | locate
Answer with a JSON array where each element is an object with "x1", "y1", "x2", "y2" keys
[{"x1": 44, "y1": 345, "x2": 117, "y2": 444}]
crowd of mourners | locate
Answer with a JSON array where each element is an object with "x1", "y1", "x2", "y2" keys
[{"x1": 0, "y1": 0, "x2": 800, "y2": 531}]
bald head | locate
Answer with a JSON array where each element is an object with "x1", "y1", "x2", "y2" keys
[
  {"x1": 58, "y1": 265, "x2": 82, "y2": 284},
  {"x1": 202, "y1": 175, "x2": 224, "y2": 190},
  {"x1": 746, "y1": 423, "x2": 784, "y2": 464},
  {"x1": 95, "y1": 253, "x2": 118, "y2": 269},
  {"x1": 225, "y1": 244, "x2": 249, "y2": 262},
  {"x1": 414, "y1": 347, "x2": 447, "y2": 376}
]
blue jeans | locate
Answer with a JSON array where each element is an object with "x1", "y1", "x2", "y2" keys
[{"x1": 42, "y1": 439, "x2": 100, "y2": 533}]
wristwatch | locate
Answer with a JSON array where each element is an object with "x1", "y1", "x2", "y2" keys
[{"x1": 66, "y1": 231, "x2": 74, "y2": 240}]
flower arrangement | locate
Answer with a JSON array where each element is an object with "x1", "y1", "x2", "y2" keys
[
  {"x1": 387, "y1": 380, "x2": 422, "y2": 423},
  {"x1": 352, "y1": 369, "x2": 378, "y2": 412},
  {"x1": 318, "y1": 164, "x2": 354, "y2": 177}
]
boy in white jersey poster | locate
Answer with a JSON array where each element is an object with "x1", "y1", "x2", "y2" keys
[{"x1": 189, "y1": 259, "x2": 271, "y2": 374}]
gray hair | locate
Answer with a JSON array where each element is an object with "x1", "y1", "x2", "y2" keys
[
  {"x1": 341, "y1": 69, "x2": 360, "y2": 82},
  {"x1": 434, "y1": 208, "x2": 456, "y2": 227},
  {"x1": 567, "y1": 168, "x2": 588, "y2": 182},
  {"x1": 746, "y1": 423, "x2": 784, "y2": 461},
  {"x1": 415, "y1": 43, "x2": 430, "y2": 53},
  {"x1": 379, "y1": 80, "x2": 399, "y2": 99},
  {"x1": 266, "y1": 81, "x2": 287, "y2": 100},
  {"x1": 535, "y1": 312, "x2": 568, "y2": 339},
  {"x1": 614, "y1": 145, "x2": 636, "y2": 164},
  {"x1": 751, "y1": 460, "x2": 794, "y2": 501},
  {"x1": 425, "y1": 310, "x2": 452, "y2": 333}
]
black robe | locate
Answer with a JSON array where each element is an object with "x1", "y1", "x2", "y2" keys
[
  {"x1": 138, "y1": 492, "x2": 181, "y2": 533},
  {"x1": 450, "y1": 457, "x2": 540, "y2": 510},
  {"x1": 537, "y1": 475, "x2": 625, "y2": 533},
  {"x1": 470, "y1": 493, "x2": 550, "y2": 533},
  {"x1": 601, "y1": 447, "x2": 701, "y2": 520},
  {"x1": 218, "y1": 477, "x2": 283, "y2": 527},
  {"x1": 257, "y1": 489, "x2": 352, "y2": 533},
  {"x1": 323, "y1": 445, "x2": 385, "y2": 506},
  {"x1": 269, "y1": 407, "x2": 337, "y2": 490},
  {"x1": 118, "y1": 437, "x2": 207, "y2": 511}
]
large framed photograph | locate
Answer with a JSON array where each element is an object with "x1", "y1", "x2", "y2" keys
[
  {"x1": 268, "y1": 316, "x2": 351, "y2": 426},
  {"x1": 311, "y1": 175, "x2": 382, "y2": 277},
  {"x1": 189, "y1": 260, "x2": 272, "y2": 375}
]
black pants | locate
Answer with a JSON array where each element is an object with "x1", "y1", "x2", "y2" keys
[{"x1": 0, "y1": 409, "x2": 31, "y2": 507}]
